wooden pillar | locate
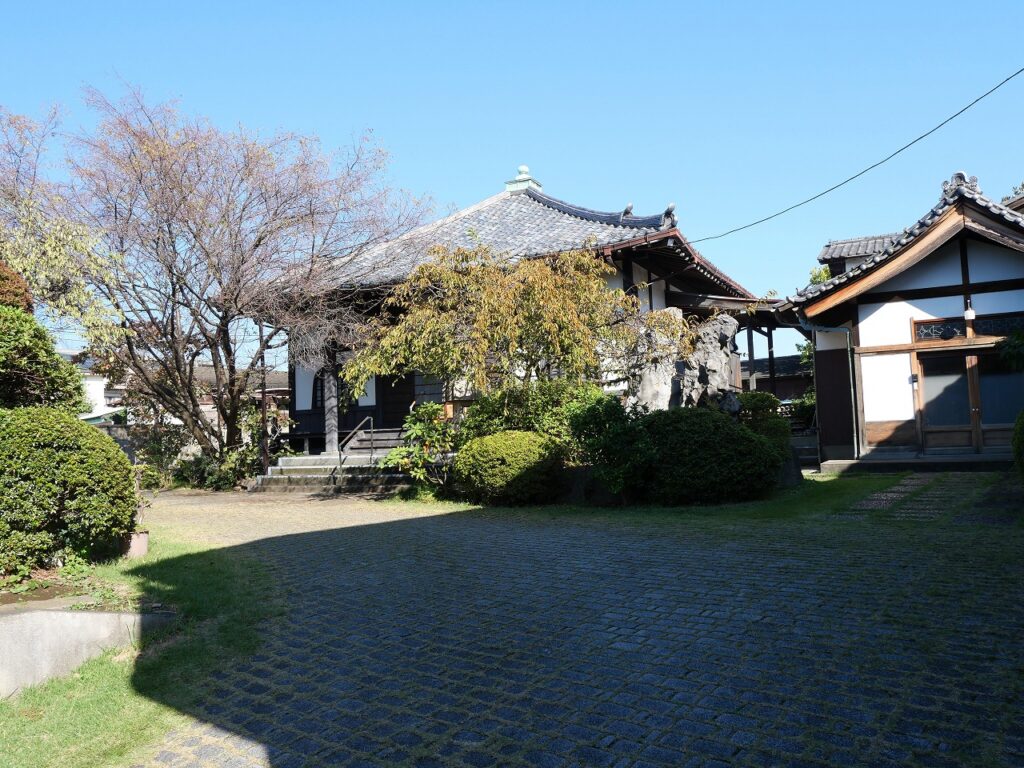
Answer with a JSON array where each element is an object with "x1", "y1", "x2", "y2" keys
[
  {"x1": 767, "y1": 326, "x2": 777, "y2": 395},
  {"x1": 324, "y1": 352, "x2": 339, "y2": 454},
  {"x1": 746, "y1": 325, "x2": 757, "y2": 391}
]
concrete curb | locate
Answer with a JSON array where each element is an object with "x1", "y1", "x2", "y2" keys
[{"x1": 0, "y1": 609, "x2": 175, "y2": 698}]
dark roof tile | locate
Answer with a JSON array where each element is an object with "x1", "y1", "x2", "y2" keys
[{"x1": 790, "y1": 173, "x2": 1024, "y2": 305}]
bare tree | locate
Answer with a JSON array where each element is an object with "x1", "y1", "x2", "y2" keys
[{"x1": 59, "y1": 89, "x2": 425, "y2": 456}]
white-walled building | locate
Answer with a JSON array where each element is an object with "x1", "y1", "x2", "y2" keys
[{"x1": 784, "y1": 173, "x2": 1024, "y2": 461}]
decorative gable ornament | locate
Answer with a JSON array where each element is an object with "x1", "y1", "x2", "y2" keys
[{"x1": 942, "y1": 171, "x2": 980, "y2": 197}]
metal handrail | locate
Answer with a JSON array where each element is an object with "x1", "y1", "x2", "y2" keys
[{"x1": 339, "y1": 415, "x2": 375, "y2": 463}]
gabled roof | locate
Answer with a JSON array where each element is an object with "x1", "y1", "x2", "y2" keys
[
  {"x1": 790, "y1": 172, "x2": 1024, "y2": 307},
  {"x1": 328, "y1": 169, "x2": 752, "y2": 298},
  {"x1": 817, "y1": 233, "x2": 899, "y2": 264}
]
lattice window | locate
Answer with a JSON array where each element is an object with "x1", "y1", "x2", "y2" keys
[
  {"x1": 915, "y1": 319, "x2": 966, "y2": 341},
  {"x1": 975, "y1": 312, "x2": 1024, "y2": 337}
]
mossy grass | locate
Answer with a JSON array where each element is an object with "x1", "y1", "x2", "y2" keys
[{"x1": 0, "y1": 524, "x2": 279, "y2": 768}]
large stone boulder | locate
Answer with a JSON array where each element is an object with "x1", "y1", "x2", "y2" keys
[{"x1": 678, "y1": 314, "x2": 741, "y2": 413}]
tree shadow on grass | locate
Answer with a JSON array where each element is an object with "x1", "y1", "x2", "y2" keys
[{"x1": 126, "y1": 498, "x2": 1024, "y2": 767}]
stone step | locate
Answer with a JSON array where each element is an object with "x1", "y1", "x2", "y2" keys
[
  {"x1": 347, "y1": 438, "x2": 403, "y2": 451},
  {"x1": 269, "y1": 460, "x2": 378, "y2": 476},
  {"x1": 251, "y1": 471, "x2": 411, "y2": 494}
]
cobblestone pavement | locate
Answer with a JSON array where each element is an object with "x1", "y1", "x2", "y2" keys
[{"x1": 134, "y1": 475, "x2": 1024, "y2": 767}]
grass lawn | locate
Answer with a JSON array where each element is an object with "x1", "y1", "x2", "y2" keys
[{"x1": 0, "y1": 521, "x2": 280, "y2": 768}]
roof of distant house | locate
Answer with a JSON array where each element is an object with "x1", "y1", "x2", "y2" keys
[
  {"x1": 740, "y1": 354, "x2": 811, "y2": 379},
  {"x1": 791, "y1": 172, "x2": 1024, "y2": 305},
  {"x1": 816, "y1": 233, "x2": 899, "y2": 264},
  {"x1": 327, "y1": 166, "x2": 752, "y2": 298},
  {"x1": 59, "y1": 352, "x2": 289, "y2": 392},
  {"x1": 192, "y1": 366, "x2": 289, "y2": 391}
]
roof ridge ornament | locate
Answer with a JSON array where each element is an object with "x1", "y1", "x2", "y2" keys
[
  {"x1": 620, "y1": 202, "x2": 633, "y2": 224},
  {"x1": 505, "y1": 164, "x2": 543, "y2": 193},
  {"x1": 661, "y1": 202, "x2": 677, "y2": 230},
  {"x1": 942, "y1": 171, "x2": 980, "y2": 198}
]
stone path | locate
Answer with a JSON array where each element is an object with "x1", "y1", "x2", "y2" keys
[{"x1": 133, "y1": 476, "x2": 1023, "y2": 767}]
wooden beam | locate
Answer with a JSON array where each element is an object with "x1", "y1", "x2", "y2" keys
[
  {"x1": 857, "y1": 276, "x2": 1024, "y2": 304},
  {"x1": 746, "y1": 325, "x2": 757, "y2": 391},
  {"x1": 804, "y1": 207, "x2": 964, "y2": 317}
]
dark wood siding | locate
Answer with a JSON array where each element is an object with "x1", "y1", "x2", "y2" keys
[
  {"x1": 379, "y1": 374, "x2": 417, "y2": 428},
  {"x1": 815, "y1": 349, "x2": 855, "y2": 460}
]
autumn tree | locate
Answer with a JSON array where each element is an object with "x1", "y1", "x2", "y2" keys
[
  {"x1": 1, "y1": 92, "x2": 424, "y2": 459},
  {"x1": 343, "y1": 244, "x2": 695, "y2": 396},
  {"x1": 0, "y1": 107, "x2": 108, "y2": 335}
]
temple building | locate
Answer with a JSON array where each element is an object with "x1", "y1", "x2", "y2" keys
[{"x1": 288, "y1": 166, "x2": 754, "y2": 454}]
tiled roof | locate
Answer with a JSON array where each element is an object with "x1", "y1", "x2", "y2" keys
[
  {"x1": 334, "y1": 186, "x2": 673, "y2": 287},
  {"x1": 740, "y1": 353, "x2": 811, "y2": 379},
  {"x1": 790, "y1": 173, "x2": 1024, "y2": 305},
  {"x1": 321, "y1": 173, "x2": 751, "y2": 298},
  {"x1": 816, "y1": 233, "x2": 899, "y2": 264}
]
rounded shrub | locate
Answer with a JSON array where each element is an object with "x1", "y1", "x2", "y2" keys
[
  {"x1": 453, "y1": 430, "x2": 563, "y2": 504},
  {"x1": 0, "y1": 305, "x2": 86, "y2": 412},
  {"x1": 640, "y1": 407, "x2": 783, "y2": 505},
  {"x1": 458, "y1": 380, "x2": 604, "y2": 453},
  {"x1": 0, "y1": 407, "x2": 138, "y2": 574}
]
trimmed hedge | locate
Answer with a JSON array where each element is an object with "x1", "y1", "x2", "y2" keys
[
  {"x1": 453, "y1": 430, "x2": 563, "y2": 504},
  {"x1": 640, "y1": 408, "x2": 783, "y2": 505},
  {"x1": 0, "y1": 408, "x2": 138, "y2": 575}
]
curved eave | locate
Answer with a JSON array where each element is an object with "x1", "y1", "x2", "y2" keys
[
  {"x1": 598, "y1": 228, "x2": 755, "y2": 300},
  {"x1": 524, "y1": 187, "x2": 668, "y2": 229}
]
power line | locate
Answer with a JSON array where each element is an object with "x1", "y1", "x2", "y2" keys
[{"x1": 689, "y1": 65, "x2": 1024, "y2": 245}]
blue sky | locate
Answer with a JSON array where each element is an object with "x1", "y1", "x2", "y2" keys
[{"x1": 3, "y1": 1, "x2": 1023, "y2": 359}]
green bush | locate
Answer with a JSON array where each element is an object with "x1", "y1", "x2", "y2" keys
[
  {"x1": 0, "y1": 408, "x2": 138, "y2": 575},
  {"x1": 0, "y1": 260, "x2": 33, "y2": 313},
  {"x1": 737, "y1": 390, "x2": 781, "y2": 415},
  {"x1": 1014, "y1": 410, "x2": 1024, "y2": 481},
  {"x1": 738, "y1": 391, "x2": 792, "y2": 462},
  {"x1": 171, "y1": 454, "x2": 219, "y2": 489},
  {"x1": 381, "y1": 402, "x2": 456, "y2": 486},
  {"x1": 170, "y1": 406, "x2": 290, "y2": 490},
  {"x1": 458, "y1": 380, "x2": 604, "y2": 457},
  {"x1": 0, "y1": 305, "x2": 86, "y2": 412},
  {"x1": 453, "y1": 430, "x2": 563, "y2": 504},
  {"x1": 640, "y1": 408, "x2": 783, "y2": 504},
  {"x1": 567, "y1": 392, "x2": 651, "y2": 496},
  {"x1": 136, "y1": 463, "x2": 164, "y2": 491}
]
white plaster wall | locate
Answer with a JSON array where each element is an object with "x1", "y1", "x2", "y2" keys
[
  {"x1": 606, "y1": 268, "x2": 623, "y2": 294},
  {"x1": 634, "y1": 264, "x2": 650, "y2": 312},
  {"x1": 815, "y1": 328, "x2": 851, "y2": 351},
  {"x1": 357, "y1": 375, "x2": 376, "y2": 407},
  {"x1": 294, "y1": 365, "x2": 315, "y2": 411},
  {"x1": 861, "y1": 353, "x2": 915, "y2": 421},
  {"x1": 876, "y1": 241, "x2": 961, "y2": 291},
  {"x1": 968, "y1": 241, "x2": 1024, "y2": 282},
  {"x1": 858, "y1": 296, "x2": 963, "y2": 346},
  {"x1": 973, "y1": 289, "x2": 1024, "y2": 315},
  {"x1": 83, "y1": 375, "x2": 107, "y2": 414},
  {"x1": 650, "y1": 275, "x2": 666, "y2": 311}
]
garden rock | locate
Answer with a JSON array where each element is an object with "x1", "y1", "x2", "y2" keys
[{"x1": 678, "y1": 313, "x2": 740, "y2": 413}]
